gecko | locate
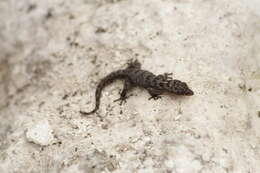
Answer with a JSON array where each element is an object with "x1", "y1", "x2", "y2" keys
[{"x1": 80, "y1": 59, "x2": 194, "y2": 115}]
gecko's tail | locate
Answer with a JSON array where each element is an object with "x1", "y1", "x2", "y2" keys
[
  {"x1": 80, "y1": 84, "x2": 103, "y2": 115},
  {"x1": 80, "y1": 70, "x2": 126, "y2": 115}
]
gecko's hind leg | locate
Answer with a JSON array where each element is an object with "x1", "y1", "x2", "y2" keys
[
  {"x1": 127, "y1": 59, "x2": 141, "y2": 69},
  {"x1": 114, "y1": 79, "x2": 134, "y2": 105}
]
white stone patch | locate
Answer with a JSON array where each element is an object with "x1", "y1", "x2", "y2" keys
[{"x1": 26, "y1": 119, "x2": 54, "y2": 146}]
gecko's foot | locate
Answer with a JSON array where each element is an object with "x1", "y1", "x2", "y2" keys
[
  {"x1": 148, "y1": 95, "x2": 162, "y2": 100},
  {"x1": 114, "y1": 94, "x2": 133, "y2": 105},
  {"x1": 114, "y1": 97, "x2": 127, "y2": 105}
]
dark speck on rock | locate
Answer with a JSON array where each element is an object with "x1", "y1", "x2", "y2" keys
[
  {"x1": 69, "y1": 14, "x2": 75, "y2": 20},
  {"x1": 96, "y1": 27, "x2": 107, "y2": 33},
  {"x1": 46, "y1": 9, "x2": 53, "y2": 19},
  {"x1": 27, "y1": 4, "x2": 36, "y2": 12},
  {"x1": 62, "y1": 94, "x2": 69, "y2": 100}
]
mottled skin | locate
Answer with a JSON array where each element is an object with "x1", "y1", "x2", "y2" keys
[{"x1": 80, "y1": 59, "x2": 194, "y2": 115}]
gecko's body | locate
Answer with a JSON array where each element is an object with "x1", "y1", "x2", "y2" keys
[{"x1": 80, "y1": 60, "x2": 194, "y2": 115}]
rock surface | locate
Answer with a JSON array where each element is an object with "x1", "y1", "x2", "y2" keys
[{"x1": 0, "y1": 0, "x2": 260, "y2": 173}]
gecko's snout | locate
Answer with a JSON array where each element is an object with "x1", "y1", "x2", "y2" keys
[{"x1": 184, "y1": 88, "x2": 194, "y2": 96}]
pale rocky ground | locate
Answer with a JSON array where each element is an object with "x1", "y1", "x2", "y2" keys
[{"x1": 0, "y1": 0, "x2": 260, "y2": 173}]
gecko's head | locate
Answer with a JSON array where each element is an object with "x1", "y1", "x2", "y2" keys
[{"x1": 167, "y1": 80, "x2": 194, "y2": 96}]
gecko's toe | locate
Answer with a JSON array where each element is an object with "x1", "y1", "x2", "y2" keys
[{"x1": 148, "y1": 95, "x2": 162, "y2": 100}]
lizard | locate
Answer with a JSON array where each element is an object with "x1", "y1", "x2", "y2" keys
[{"x1": 80, "y1": 59, "x2": 194, "y2": 115}]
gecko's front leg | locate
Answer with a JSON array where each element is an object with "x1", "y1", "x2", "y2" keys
[{"x1": 114, "y1": 79, "x2": 134, "y2": 105}]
